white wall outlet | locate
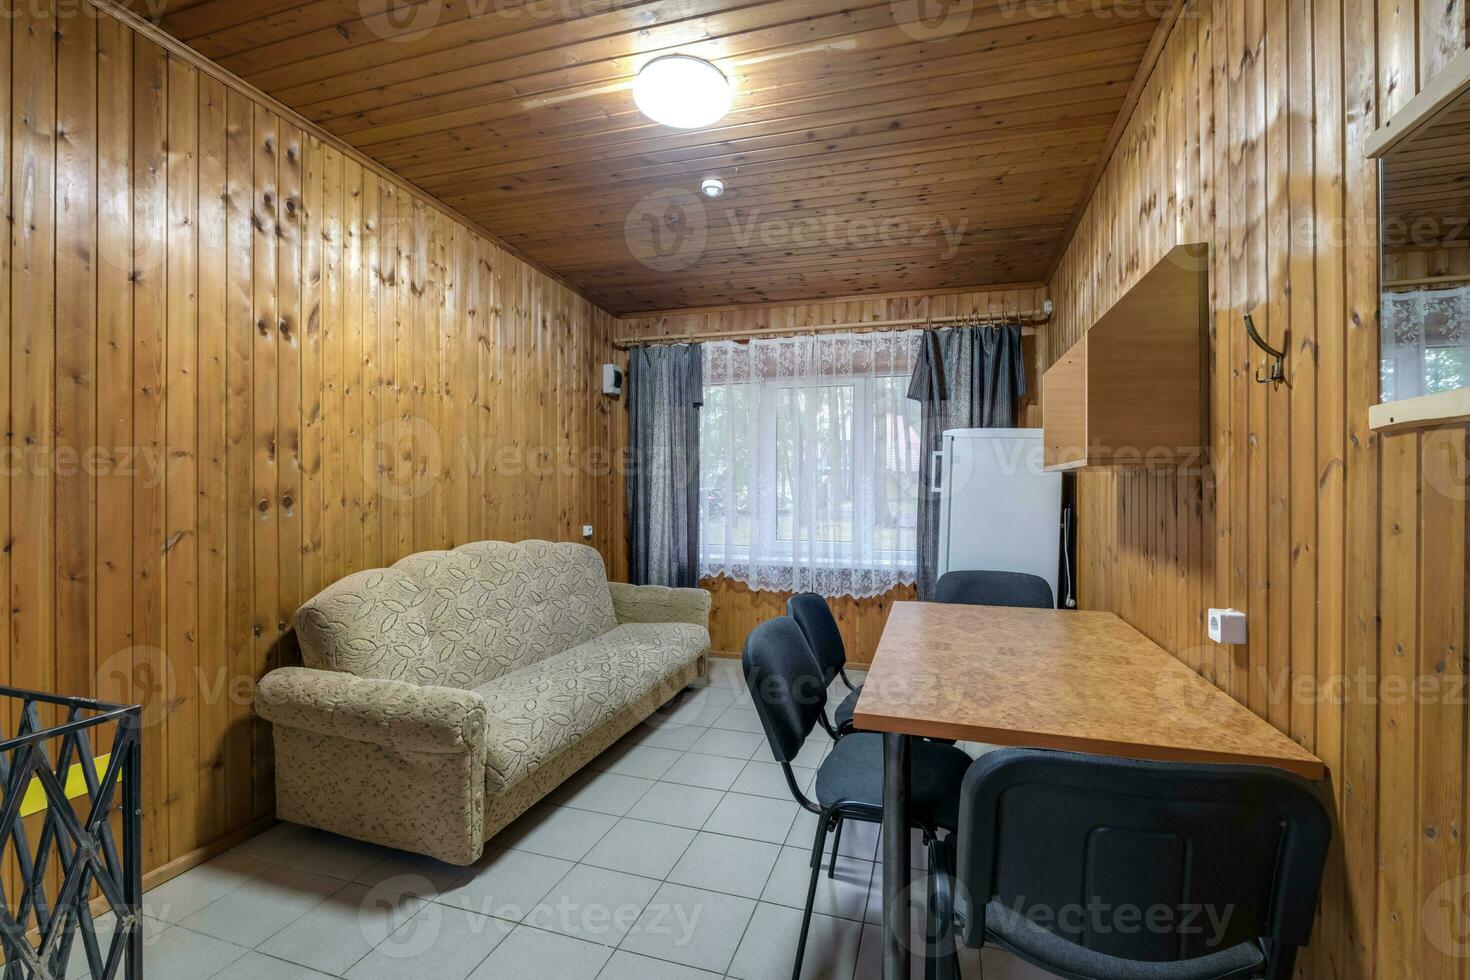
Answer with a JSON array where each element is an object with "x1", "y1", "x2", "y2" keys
[
  {"x1": 581, "y1": 524, "x2": 594, "y2": 539},
  {"x1": 602, "y1": 364, "x2": 624, "y2": 396},
  {"x1": 1207, "y1": 607, "x2": 1247, "y2": 645}
]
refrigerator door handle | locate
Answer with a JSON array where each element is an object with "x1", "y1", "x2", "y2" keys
[{"x1": 930, "y1": 449, "x2": 946, "y2": 494}]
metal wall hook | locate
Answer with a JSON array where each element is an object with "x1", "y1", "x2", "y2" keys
[{"x1": 1244, "y1": 314, "x2": 1288, "y2": 386}]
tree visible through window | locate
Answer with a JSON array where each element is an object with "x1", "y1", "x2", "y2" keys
[{"x1": 699, "y1": 333, "x2": 922, "y2": 599}]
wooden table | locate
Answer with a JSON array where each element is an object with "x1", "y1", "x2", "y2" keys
[{"x1": 852, "y1": 602, "x2": 1325, "y2": 980}]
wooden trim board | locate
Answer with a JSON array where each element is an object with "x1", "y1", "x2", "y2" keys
[{"x1": 1369, "y1": 387, "x2": 1470, "y2": 432}]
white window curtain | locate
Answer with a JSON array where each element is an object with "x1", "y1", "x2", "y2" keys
[
  {"x1": 1381, "y1": 285, "x2": 1470, "y2": 401},
  {"x1": 699, "y1": 331, "x2": 923, "y2": 599}
]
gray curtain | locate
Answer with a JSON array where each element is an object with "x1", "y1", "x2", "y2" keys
[
  {"x1": 627, "y1": 343, "x2": 703, "y2": 587},
  {"x1": 907, "y1": 324, "x2": 1027, "y2": 599}
]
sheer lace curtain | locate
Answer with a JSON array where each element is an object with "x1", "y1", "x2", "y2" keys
[
  {"x1": 699, "y1": 331, "x2": 923, "y2": 599},
  {"x1": 1381, "y1": 285, "x2": 1470, "y2": 401}
]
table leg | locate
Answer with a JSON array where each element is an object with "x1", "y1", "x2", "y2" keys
[{"x1": 882, "y1": 732, "x2": 911, "y2": 980}]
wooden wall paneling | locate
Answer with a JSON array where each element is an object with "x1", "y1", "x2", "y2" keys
[
  {"x1": 197, "y1": 72, "x2": 229, "y2": 844},
  {"x1": 276, "y1": 123, "x2": 305, "y2": 810},
  {"x1": 360, "y1": 168, "x2": 382, "y2": 569},
  {"x1": 319, "y1": 143, "x2": 342, "y2": 583},
  {"x1": 0, "y1": 1, "x2": 629, "y2": 893},
  {"x1": 56, "y1": 0, "x2": 97, "y2": 747},
  {"x1": 341, "y1": 156, "x2": 362, "y2": 573},
  {"x1": 132, "y1": 32, "x2": 167, "y2": 870},
  {"x1": 164, "y1": 52, "x2": 200, "y2": 856},
  {"x1": 372, "y1": 177, "x2": 394, "y2": 566},
  {"x1": 301, "y1": 135, "x2": 323, "y2": 602},
  {"x1": 513, "y1": 256, "x2": 531, "y2": 538},
  {"x1": 0, "y1": 0, "x2": 12, "y2": 753},
  {"x1": 390, "y1": 181, "x2": 411, "y2": 563},
  {"x1": 1044, "y1": 0, "x2": 1470, "y2": 975},
  {"x1": 1311, "y1": 0, "x2": 1349, "y2": 970},
  {"x1": 431, "y1": 210, "x2": 449, "y2": 550},
  {"x1": 1207, "y1": 0, "x2": 1235, "y2": 700},
  {"x1": 1376, "y1": 430, "x2": 1419, "y2": 977},
  {"x1": 700, "y1": 577, "x2": 919, "y2": 668},
  {"x1": 95, "y1": 10, "x2": 133, "y2": 803},
  {"x1": 452, "y1": 207, "x2": 471, "y2": 549},
  {"x1": 11, "y1": 0, "x2": 56, "y2": 744},
  {"x1": 1286, "y1": 0, "x2": 1318, "y2": 753},
  {"x1": 1263, "y1": 0, "x2": 1291, "y2": 736},
  {"x1": 1343, "y1": 0, "x2": 1382, "y2": 969},
  {"x1": 222, "y1": 84, "x2": 253, "y2": 832},
  {"x1": 249, "y1": 103, "x2": 280, "y2": 823},
  {"x1": 409, "y1": 198, "x2": 428, "y2": 551},
  {"x1": 1416, "y1": 426, "x2": 1467, "y2": 979}
]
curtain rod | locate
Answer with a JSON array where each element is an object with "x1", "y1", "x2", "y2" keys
[{"x1": 612, "y1": 300, "x2": 1053, "y2": 349}]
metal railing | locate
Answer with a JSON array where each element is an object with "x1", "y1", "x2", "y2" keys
[{"x1": 0, "y1": 687, "x2": 142, "y2": 980}]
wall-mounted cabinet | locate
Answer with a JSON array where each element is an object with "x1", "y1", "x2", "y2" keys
[{"x1": 1042, "y1": 243, "x2": 1208, "y2": 470}]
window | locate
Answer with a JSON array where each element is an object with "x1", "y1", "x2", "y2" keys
[
  {"x1": 1381, "y1": 286, "x2": 1470, "y2": 401},
  {"x1": 699, "y1": 332, "x2": 922, "y2": 599}
]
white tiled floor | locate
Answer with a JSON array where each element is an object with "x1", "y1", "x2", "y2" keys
[{"x1": 97, "y1": 658, "x2": 1052, "y2": 980}]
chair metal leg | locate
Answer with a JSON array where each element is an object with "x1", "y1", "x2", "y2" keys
[
  {"x1": 923, "y1": 835, "x2": 959, "y2": 980},
  {"x1": 829, "y1": 817, "x2": 844, "y2": 878},
  {"x1": 794, "y1": 806, "x2": 834, "y2": 980},
  {"x1": 818, "y1": 711, "x2": 841, "y2": 740},
  {"x1": 839, "y1": 668, "x2": 858, "y2": 692}
]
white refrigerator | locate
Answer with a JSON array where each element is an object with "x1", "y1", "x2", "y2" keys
[{"x1": 933, "y1": 428, "x2": 1070, "y2": 608}]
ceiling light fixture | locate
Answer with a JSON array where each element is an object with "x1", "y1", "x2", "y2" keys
[
  {"x1": 633, "y1": 55, "x2": 732, "y2": 129},
  {"x1": 701, "y1": 178, "x2": 725, "y2": 198}
]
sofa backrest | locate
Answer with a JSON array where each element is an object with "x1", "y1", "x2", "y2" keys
[{"x1": 294, "y1": 540, "x2": 618, "y2": 688}]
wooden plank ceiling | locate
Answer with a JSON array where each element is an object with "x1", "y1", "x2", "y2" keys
[{"x1": 126, "y1": 0, "x2": 1166, "y2": 312}]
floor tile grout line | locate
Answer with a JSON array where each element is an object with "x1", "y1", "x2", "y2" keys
[
  {"x1": 154, "y1": 671, "x2": 867, "y2": 980},
  {"x1": 709, "y1": 807, "x2": 796, "y2": 979}
]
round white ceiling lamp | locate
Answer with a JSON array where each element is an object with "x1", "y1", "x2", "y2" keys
[
  {"x1": 633, "y1": 55, "x2": 732, "y2": 129},
  {"x1": 701, "y1": 178, "x2": 725, "y2": 199}
]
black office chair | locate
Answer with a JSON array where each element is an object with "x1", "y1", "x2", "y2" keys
[
  {"x1": 943, "y1": 749, "x2": 1331, "y2": 980},
  {"x1": 742, "y1": 617, "x2": 972, "y2": 980},
  {"x1": 787, "y1": 592, "x2": 861, "y2": 736},
  {"x1": 932, "y1": 570, "x2": 1054, "y2": 608}
]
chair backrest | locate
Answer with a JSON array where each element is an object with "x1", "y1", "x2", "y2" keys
[
  {"x1": 295, "y1": 540, "x2": 617, "y2": 689},
  {"x1": 741, "y1": 617, "x2": 828, "y2": 765},
  {"x1": 933, "y1": 570, "x2": 1054, "y2": 608},
  {"x1": 786, "y1": 593, "x2": 846, "y2": 685},
  {"x1": 955, "y1": 749, "x2": 1330, "y2": 965}
]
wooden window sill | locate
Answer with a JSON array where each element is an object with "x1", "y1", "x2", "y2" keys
[{"x1": 1369, "y1": 387, "x2": 1470, "y2": 433}]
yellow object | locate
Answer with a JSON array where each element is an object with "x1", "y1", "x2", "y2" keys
[{"x1": 18, "y1": 755, "x2": 114, "y2": 818}]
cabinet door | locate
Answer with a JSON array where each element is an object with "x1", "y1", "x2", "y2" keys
[{"x1": 1042, "y1": 340, "x2": 1087, "y2": 469}]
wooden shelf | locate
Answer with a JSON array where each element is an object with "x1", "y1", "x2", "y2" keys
[
  {"x1": 1043, "y1": 243, "x2": 1208, "y2": 470},
  {"x1": 1369, "y1": 387, "x2": 1470, "y2": 433}
]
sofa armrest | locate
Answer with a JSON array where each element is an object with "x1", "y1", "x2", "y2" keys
[
  {"x1": 608, "y1": 582, "x2": 711, "y2": 628},
  {"x1": 256, "y1": 667, "x2": 486, "y2": 755}
]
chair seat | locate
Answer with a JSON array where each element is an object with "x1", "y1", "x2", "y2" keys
[
  {"x1": 984, "y1": 901, "x2": 1267, "y2": 980},
  {"x1": 833, "y1": 685, "x2": 862, "y2": 730},
  {"x1": 815, "y1": 733, "x2": 972, "y2": 829}
]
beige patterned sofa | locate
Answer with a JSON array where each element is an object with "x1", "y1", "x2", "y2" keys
[{"x1": 254, "y1": 540, "x2": 710, "y2": 865}]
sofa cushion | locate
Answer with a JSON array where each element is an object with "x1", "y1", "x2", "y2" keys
[
  {"x1": 294, "y1": 568, "x2": 440, "y2": 683},
  {"x1": 476, "y1": 623, "x2": 709, "y2": 794},
  {"x1": 391, "y1": 540, "x2": 620, "y2": 688}
]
